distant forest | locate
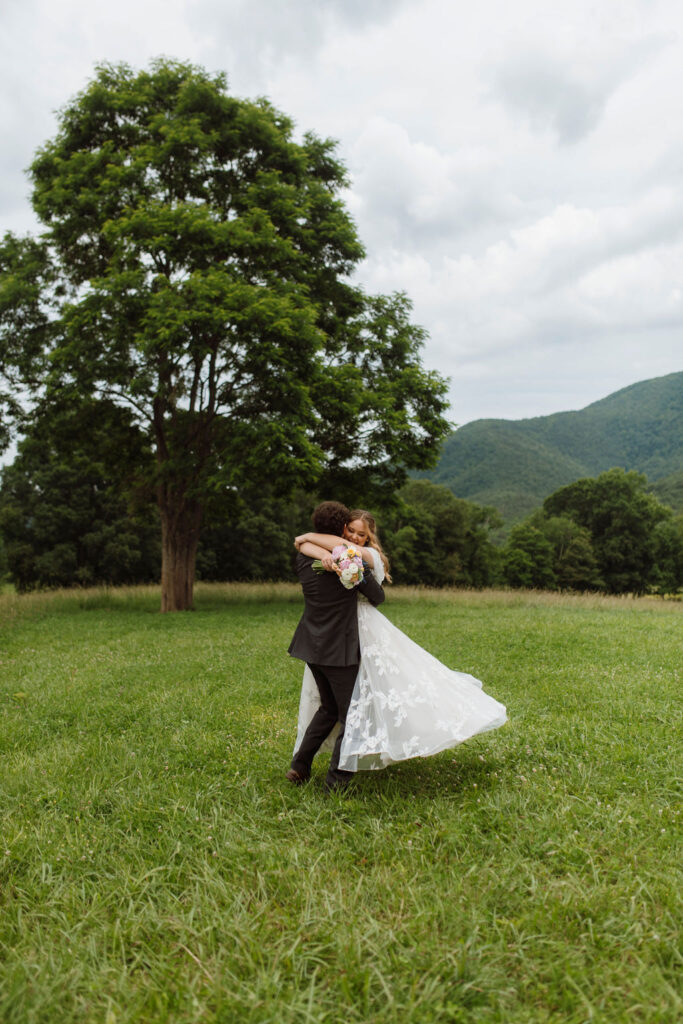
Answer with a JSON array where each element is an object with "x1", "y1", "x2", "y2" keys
[{"x1": 1, "y1": 389, "x2": 681, "y2": 596}]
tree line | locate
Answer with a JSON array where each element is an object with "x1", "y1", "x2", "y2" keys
[
  {"x1": 501, "y1": 467, "x2": 683, "y2": 595},
  {"x1": 1, "y1": 403, "x2": 681, "y2": 596},
  {"x1": 0, "y1": 398, "x2": 499, "y2": 590}
]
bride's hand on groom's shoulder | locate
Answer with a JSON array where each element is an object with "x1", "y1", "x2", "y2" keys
[{"x1": 294, "y1": 533, "x2": 312, "y2": 549}]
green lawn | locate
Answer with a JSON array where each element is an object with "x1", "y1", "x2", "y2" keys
[{"x1": 0, "y1": 584, "x2": 680, "y2": 1023}]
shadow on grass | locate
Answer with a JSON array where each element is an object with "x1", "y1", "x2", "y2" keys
[{"x1": 277, "y1": 744, "x2": 506, "y2": 805}]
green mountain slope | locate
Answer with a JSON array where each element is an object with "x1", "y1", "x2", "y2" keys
[
  {"x1": 651, "y1": 470, "x2": 683, "y2": 513},
  {"x1": 423, "y1": 372, "x2": 683, "y2": 523}
]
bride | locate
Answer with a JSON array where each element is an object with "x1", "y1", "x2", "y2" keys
[{"x1": 294, "y1": 509, "x2": 507, "y2": 772}]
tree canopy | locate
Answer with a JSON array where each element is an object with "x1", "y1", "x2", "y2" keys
[
  {"x1": 499, "y1": 467, "x2": 682, "y2": 595},
  {"x1": 0, "y1": 398, "x2": 159, "y2": 591},
  {"x1": 381, "y1": 479, "x2": 501, "y2": 587},
  {"x1": 543, "y1": 468, "x2": 672, "y2": 594},
  {"x1": 0, "y1": 59, "x2": 449, "y2": 609}
]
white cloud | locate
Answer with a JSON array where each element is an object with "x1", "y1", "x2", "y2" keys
[
  {"x1": 490, "y1": 29, "x2": 671, "y2": 144},
  {"x1": 348, "y1": 117, "x2": 512, "y2": 252},
  {"x1": 0, "y1": 0, "x2": 682, "y2": 428}
]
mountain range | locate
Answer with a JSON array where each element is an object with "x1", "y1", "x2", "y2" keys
[{"x1": 420, "y1": 372, "x2": 683, "y2": 525}]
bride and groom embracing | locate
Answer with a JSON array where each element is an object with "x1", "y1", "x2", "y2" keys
[{"x1": 286, "y1": 501, "x2": 507, "y2": 792}]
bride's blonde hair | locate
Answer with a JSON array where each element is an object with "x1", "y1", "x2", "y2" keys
[{"x1": 348, "y1": 509, "x2": 392, "y2": 583}]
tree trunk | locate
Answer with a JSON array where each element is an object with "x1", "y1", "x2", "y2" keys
[{"x1": 159, "y1": 499, "x2": 203, "y2": 612}]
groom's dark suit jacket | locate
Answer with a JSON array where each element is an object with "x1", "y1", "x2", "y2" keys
[{"x1": 288, "y1": 552, "x2": 385, "y2": 666}]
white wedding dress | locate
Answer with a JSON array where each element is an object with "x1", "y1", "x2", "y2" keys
[{"x1": 294, "y1": 549, "x2": 507, "y2": 771}]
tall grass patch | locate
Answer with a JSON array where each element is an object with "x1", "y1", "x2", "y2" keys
[{"x1": 0, "y1": 586, "x2": 680, "y2": 1023}]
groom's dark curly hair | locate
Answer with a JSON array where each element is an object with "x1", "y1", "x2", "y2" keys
[{"x1": 312, "y1": 501, "x2": 351, "y2": 536}]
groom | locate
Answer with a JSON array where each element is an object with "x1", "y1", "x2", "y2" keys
[{"x1": 287, "y1": 500, "x2": 385, "y2": 792}]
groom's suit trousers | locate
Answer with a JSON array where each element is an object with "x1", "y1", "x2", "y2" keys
[{"x1": 291, "y1": 662, "x2": 358, "y2": 786}]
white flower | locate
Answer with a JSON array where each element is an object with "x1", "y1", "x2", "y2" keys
[{"x1": 340, "y1": 566, "x2": 359, "y2": 587}]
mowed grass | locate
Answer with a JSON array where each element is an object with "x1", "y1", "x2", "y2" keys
[{"x1": 0, "y1": 584, "x2": 680, "y2": 1024}]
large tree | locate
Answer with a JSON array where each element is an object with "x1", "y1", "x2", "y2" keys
[
  {"x1": 0, "y1": 60, "x2": 449, "y2": 609},
  {"x1": 543, "y1": 468, "x2": 672, "y2": 594}
]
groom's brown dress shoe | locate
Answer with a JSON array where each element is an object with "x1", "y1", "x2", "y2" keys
[{"x1": 285, "y1": 768, "x2": 308, "y2": 785}]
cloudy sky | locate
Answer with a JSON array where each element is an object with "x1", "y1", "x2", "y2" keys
[{"x1": 2, "y1": 0, "x2": 682, "y2": 426}]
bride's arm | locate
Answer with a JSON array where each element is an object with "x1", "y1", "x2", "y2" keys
[
  {"x1": 294, "y1": 532, "x2": 341, "y2": 552},
  {"x1": 294, "y1": 532, "x2": 373, "y2": 564},
  {"x1": 297, "y1": 540, "x2": 331, "y2": 560}
]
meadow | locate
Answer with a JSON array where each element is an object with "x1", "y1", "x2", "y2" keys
[{"x1": 0, "y1": 584, "x2": 680, "y2": 1024}]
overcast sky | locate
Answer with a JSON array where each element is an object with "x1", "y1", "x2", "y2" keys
[{"x1": 2, "y1": 0, "x2": 682, "y2": 427}]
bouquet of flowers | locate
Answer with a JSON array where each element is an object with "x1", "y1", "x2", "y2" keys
[{"x1": 312, "y1": 544, "x2": 365, "y2": 589}]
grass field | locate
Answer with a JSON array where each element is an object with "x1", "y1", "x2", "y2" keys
[{"x1": 0, "y1": 584, "x2": 680, "y2": 1023}]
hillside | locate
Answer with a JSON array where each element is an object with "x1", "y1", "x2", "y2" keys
[
  {"x1": 422, "y1": 372, "x2": 683, "y2": 524},
  {"x1": 651, "y1": 469, "x2": 683, "y2": 512}
]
